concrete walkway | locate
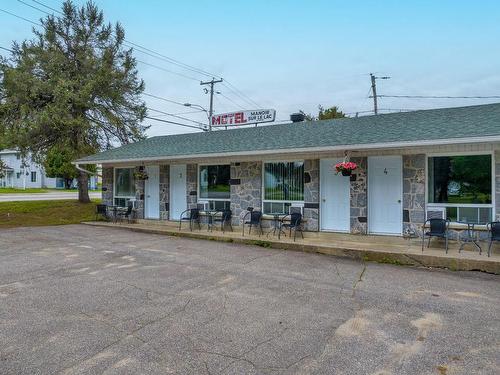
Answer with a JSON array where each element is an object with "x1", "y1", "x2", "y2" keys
[
  {"x1": 0, "y1": 191, "x2": 101, "y2": 202},
  {"x1": 83, "y1": 220, "x2": 500, "y2": 274}
]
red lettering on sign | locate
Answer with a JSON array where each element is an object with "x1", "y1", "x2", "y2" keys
[
  {"x1": 235, "y1": 112, "x2": 246, "y2": 124},
  {"x1": 211, "y1": 116, "x2": 220, "y2": 125}
]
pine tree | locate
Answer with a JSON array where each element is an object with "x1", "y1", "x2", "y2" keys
[{"x1": 0, "y1": 1, "x2": 147, "y2": 202}]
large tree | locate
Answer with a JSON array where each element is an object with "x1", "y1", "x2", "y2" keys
[
  {"x1": 0, "y1": 1, "x2": 147, "y2": 202},
  {"x1": 43, "y1": 146, "x2": 79, "y2": 189}
]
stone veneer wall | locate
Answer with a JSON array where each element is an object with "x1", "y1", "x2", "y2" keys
[
  {"x1": 230, "y1": 162, "x2": 262, "y2": 225},
  {"x1": 101, "y1": 167, "x2": 114, "y2": 206},
  {"x1": 186, "y1": 164, "x2": 198, "y2": 209},
  {"x1": 134, "y1": 166, "x2": 145, "y2": 219},
  {"x1": 496, "y1": 150, "x2": 500, "y2": 221},
  {"x1": 159, "y1": 165, "x2": 169, "y2": 220},
  {"x1": 403, "y1": 154, "x2": 426, "y2": 235},
  {"x1": 304, "y1": 159, "x2": 319, "y2": 231},
  {"x1": 350, "y1": 157, "x2": 367, "y2": 234}
]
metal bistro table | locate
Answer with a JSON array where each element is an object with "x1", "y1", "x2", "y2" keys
[
  {"x1": 266, "y1": 213, "x2": 288, "y2": 238},
  {"x1": 108, "y1": 205, "x2": 133, "y2": 224},
  {"x1": 203, "y1": 210, "x2": 220, "y2": 232},
  {"x1": 457, "y1": 219, "x2": 486, "y2": 254},
  {"x1": 108, "y1": 205, "x2": 120, "y2": 223}
]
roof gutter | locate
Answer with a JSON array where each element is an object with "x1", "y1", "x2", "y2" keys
[
  {"x1": 74, "y1": 163, "x2": 101, "y2": 177},
  {"x1": 73, "y1": 135, "x2": 500, "y2": 165}
]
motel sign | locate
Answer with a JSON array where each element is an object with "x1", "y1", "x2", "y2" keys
[{"x1": 211, "y1": 109, "x2": 276, "y2": 127}]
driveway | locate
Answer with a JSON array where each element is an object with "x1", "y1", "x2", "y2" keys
[
  {"x1": 0, "y1": 225, "x2": 498, "y2": 375},
  {"x1": 0, "y1": 191, "x2": 101, "y2": 202}
]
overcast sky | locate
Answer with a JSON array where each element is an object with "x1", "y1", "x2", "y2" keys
[{"x1": 1, "y1": 0, "x2": 499, "y2": 137}]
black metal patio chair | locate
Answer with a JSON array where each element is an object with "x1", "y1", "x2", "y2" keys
[
  {"x1": 487, "y1": 222, "x2": 500, "y2": 257},
  {"x1": 422, "y1": 218, "x2": 450, "y2": 253},
  {"x1": 95, "y1": 204, "x2": 108, "y2": 221},
  {"x1": 117, "y1": 202, "x2": 134, "y2": 224},
  {"x1": 212, "y1": 209, "x2": 233, "y2": 233},
  {"x1": 242, "y1": 210, "x2": 263, "y2": 236},
  {"x1": 179, "y1": 208, "x2": 201, "y2": 231},
  {"x1": 280, "y1": 212, "x2": 304, "y2": 241}
]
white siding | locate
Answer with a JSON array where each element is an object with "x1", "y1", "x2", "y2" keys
[{"x1": 0, "y1": 150, "x2": 57, "y2": 188}]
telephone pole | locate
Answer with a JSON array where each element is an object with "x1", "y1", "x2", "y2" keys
[
  {"x1": 200, "y1": 78, "x2": 223, "y2": 131},
  {"x1": 370, "y1": 73, "x2": 390, "y2": 115}
]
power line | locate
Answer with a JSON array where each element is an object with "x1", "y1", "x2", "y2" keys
[
  {"x1": 11, "y1": 1, "x2": 264, "y2": 110},
  {"x1": 221, "y1": 82, "x2": 260, "y2": 108},
  {"x1": 15, "y1": 0, "x2": 215, "y2": 80},
  {"x1": 217, "y1": 92, "x2": 246, "y2": 110},
  {"x1": 123, "y1": 40, "x2": 218, "y2": 80},
  {"x1": 142, "y1": 92, "x2": 188, "y2": 107},
  {"x1": 0, "y1": 46, "x2": 14, "y2": 53},
  {"x1": 30, "y1": 0, "x2": 62, "y2": 14},
  {"x1": 17, "y1": 0, "x2": 52, "y2": 16},
  {"x1": 136, "y1": 59, "x2": 200, "y2": 82},
  {"x1": 145, "y1": 116, "x2": 206, "y2": 131},
  {"x1": 169, "y1": 109, "x2": 205, "y2": 116},
  {"x1": 376, "y1": 94, "x2": 500, "y2": 99},
  {"x1": 147, "y1": 107, "x2": 206, "y2": 126},
  {"x1": 0, "y1": 6, "x2": 202, "y2": 112},
  {"x1": 0, "y1": 7, "x2": 41, "y2": 26}
]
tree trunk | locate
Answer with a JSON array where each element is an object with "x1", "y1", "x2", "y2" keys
[{"x1": 77, "y1": 170, "x2": 90, "y2": 203}]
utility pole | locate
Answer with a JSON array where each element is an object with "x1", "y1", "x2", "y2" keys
[
  {"x1": 370, "y1": 73, "x2": 390, "y2": 115},
  {"x1": 200, "y1": 78, "x2": 223, "y2": 131}
]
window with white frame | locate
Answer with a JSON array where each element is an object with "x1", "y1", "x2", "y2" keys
[
  {"x1": 114, "y1": 168, "x2": 135, "y2": 207},
  {"x1": 199, "y1": 164, "x2": 231, "y2": 210},
  {"x1": 263, "y1": 161, "x2": 304, "y2": 214},
  {"x1": 31, "y1": 171, "x2": 37, "y2": 182},
  {"x1": 427, "y1": 154, "x2": 493, "y2": 222}
]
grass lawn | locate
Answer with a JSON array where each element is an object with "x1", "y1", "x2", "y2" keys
[
  {"x1": 0, "y1": 188, "x2": 101, "y2": 194},
  {"x1": 0, "y1": 188, "x2": 50, "y2": 194},
  {"x1": 0, "y1": 199, "x2": 101, "y2": 228}
]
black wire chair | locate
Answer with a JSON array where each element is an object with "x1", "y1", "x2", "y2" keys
[
  {"x1": 117, "y1": 202, "x2": 134, "y2": 224},
  {"x1": 242, "y1": 210, "x2": 263, "y2": 236},
  {"x1": 212, "y1": 209, "x2": 233, "y2": 233},
  {"x1": 179, "y1": 208, "x2": 201, "y2": 231},
  {"x1": 95, "y1": 204, "x2": 108, "y2": 221},
  {"x1": 487, "y1": 222, "x2": 500, "y2": 257},
  {"x1": 422, "y1": 218, "x2": 450, "y2": 253},
  {"x1": 280, "y1": 212, "x2": 304, "y2": 241}
]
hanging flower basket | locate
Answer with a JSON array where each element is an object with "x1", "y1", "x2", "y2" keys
[
  {"x1": 134, "y1": 168, "x2": 149, "y2": 180},
  {"x1": 335, "y1": 161, "x2": 358, "y2": 176}
]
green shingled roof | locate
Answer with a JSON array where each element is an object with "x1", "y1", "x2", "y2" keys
[{"x1": 77, "y1": 103, "x2": 500, "y2": 163}]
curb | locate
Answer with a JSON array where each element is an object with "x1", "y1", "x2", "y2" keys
[{"x1": 82, "y1": 222, "x2": 500, "y2": 274}]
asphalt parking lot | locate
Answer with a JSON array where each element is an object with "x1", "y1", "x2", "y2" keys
[{"x1": 0, "y1": 225, "x2": 499, "y2": 375}]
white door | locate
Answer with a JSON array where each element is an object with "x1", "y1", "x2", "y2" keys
[
  {"x1": 320, "y1": 158, "x2": 350, "y2": 232},
  {"x1": 169, "y1": 164, "x2": 187, "y2": 220},
  {"x1": 368, "y1": 156, "x2": 403, "y2": 235},
  {"x1": 144, "y1": 165, "x2": 160, "y2": 219}
]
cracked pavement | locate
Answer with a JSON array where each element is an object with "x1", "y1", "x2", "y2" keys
[{"x1": 0, "y1": 225, "x2": 499, "y2": 375}]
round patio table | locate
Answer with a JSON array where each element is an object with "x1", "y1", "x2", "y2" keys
[
  {"x1": 266, "y1": 213, "x2": 288, "y2": 238},
  {"x1": 204, "y1": 210, "x2": 220, "y2": 232},
  {"x1": 457, "y1": 220, "x2": 486, "y2": 254}
]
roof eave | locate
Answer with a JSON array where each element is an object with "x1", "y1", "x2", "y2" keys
[{"x1": 73, "y1": 135, "x2": 500, "y2": 165}]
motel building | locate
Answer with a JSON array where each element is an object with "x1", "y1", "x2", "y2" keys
[{"x1": 76, "y1": 103, "x2": 500, "y2": 238}]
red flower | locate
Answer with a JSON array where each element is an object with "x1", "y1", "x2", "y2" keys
[{"x1": 334, "y1": 161, "x2": 358, "y2": 174}]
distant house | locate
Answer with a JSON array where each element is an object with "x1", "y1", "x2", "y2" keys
[
  {"x1": 0, "y1": 149, "x2": 57, "y2": 189},
  {"x1": 76, "y1": 103, "x2": 500, "y2": 236},
  {"x1": 0, "y1": 149, "x2": 98, "y2": 190}
]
